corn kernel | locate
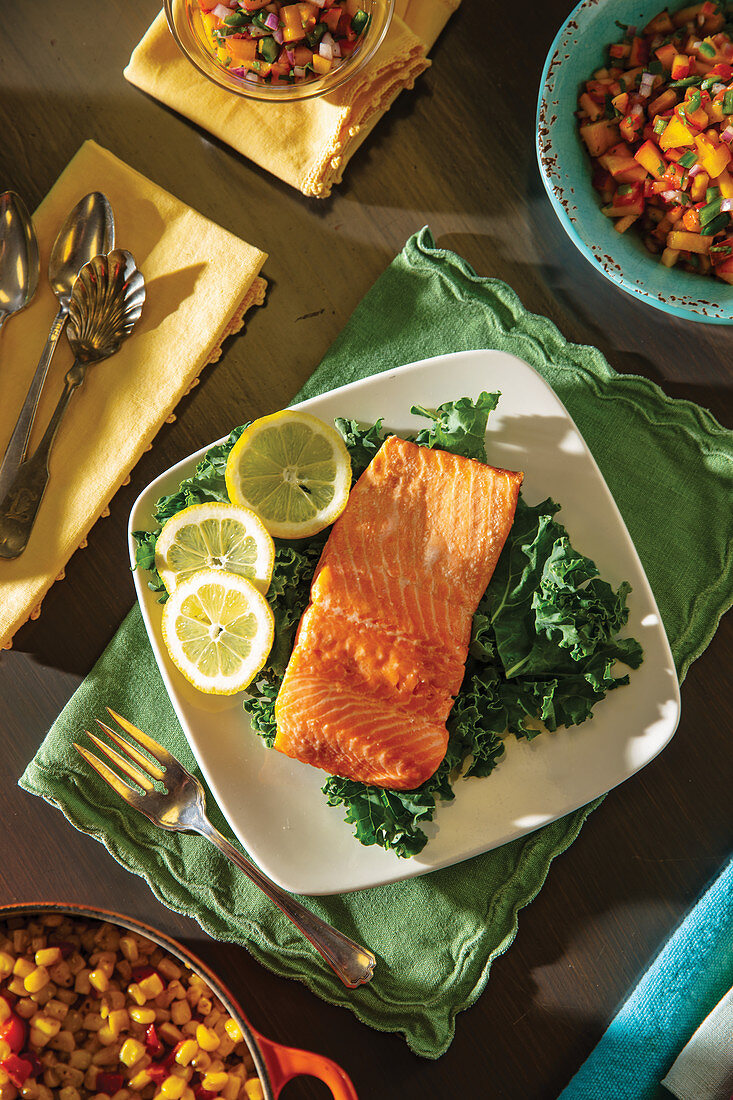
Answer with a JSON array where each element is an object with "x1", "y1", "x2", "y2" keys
[
  {"x1": 89, "y1": 970, "x2": 109, "y2": 994},
  {"x1": 0, "y1": 1040, "x2": 11, "y2": 1062},
  {"x1": 13, "y1": 958, "x2": 34, "y2": 979},
  {"x1": 190, "y1": 1053, "x2": 210, "y2": 1072},
  {"x1": 195, "y1": 1026, "x2": 219, "y2": 1052},
  {"x1": 31, "y1": 1016, "x2": 61, "y2": 1041},
  {"x1": 126, "y1": 984, "x2": 146, "y2": 1007},
  {"x1": 58, "y1": 1087, "x2": 80, "y2": 1100},
  {"x1": 127, "y1": 1071, "x2": 152, "y2": 1092},
  {"x1": 118, "y1": 1038, "x2": 145, "y2": 1069},
  {"x1": 158, "y1": 1023, "x2": 182, "y2": 1047},
  {"x1": 96, "y1": 1025, "x2": 118, "y2": 1047},
  {"x1": 223, "y1": 1019, "x2": 243, "y2": 1044},
  {"x1": 201, "y1": 1073, "x2": 228, "y2": 1093},
  {"x1": 107, "y1": 1010, "x2": 129, "y2": 1039},
  {"x1": 181, "y1": 1090, "x2": 194, "y2": 1100},
  {"x1": 44, "y1": 999, "x2": 69, "y2": 1022},
  {"x1": 35, "y1": 949, "x2": 62, "y2": 968},
  {"x1": 222, "y1": 1078, "x2": 240, "y2": 1100},
  {"x1": 47, "y1": 962, "x2": 72, "y2": 988},
  {"x1": 49, "y1": 1031, "x2": 75, "y2": 1054},
  {"x1": 118, "y1": 937, "x2": 138, "y2": 965},
  {"x1": 160, "y1": 1078, "x2": 185, "y2": 1100},
  {"x1": 0, "y1": 953, "x2": 13, "y2": 979},
  {"x1": 170, "y1": 1001, "x2": 191, "y2": 1027},
  {"x1": 6, "y1": 979, "x2": 26, "y2": 998},
  {"x1": 128, "y1": 1007, "x2": 156, "y2": 1026},
  {"x1": 74, "y1": 971, "x2": 91, "y2": 995},
  {"x1": 243, "y1": 1082, "x2": 263, "y2": 1100},
  {"x1": 24, "y1": 967, "x2": 50, "y2": 994},
  {"x1": 174, "y1": 1041, "x2": 198, "y2": 1067},
  {"x1": 68, "y1": 1052, "x2": 91, "y2": 1072},
  {"x1": 196, "y1": 998, "x2": 212, "y2": 1018},
  {"x1": 137, "y1": 974, "x2": 164, "y2": 1000}
]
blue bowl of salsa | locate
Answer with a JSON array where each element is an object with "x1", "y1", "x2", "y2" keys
[{"x1": 537, "y1": 0, "x2": 733, "y2": 324}]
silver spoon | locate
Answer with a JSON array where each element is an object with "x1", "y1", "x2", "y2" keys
[
  {"x1": 0, "y1": 191, "x2": 39, "y2": 331},
  {"x1": 0, "y1": 192, "x2": 115, "y2": 502},
  {"x1": 0, "y1": 250, "x2": 145, "y2": 560}
]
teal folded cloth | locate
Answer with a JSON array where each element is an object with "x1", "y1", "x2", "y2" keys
[
  {"x1": 559, "y1": 856, "x2": 733, "y2": 1100},
  {"x1": 19, "y1": 228, "x2": 733, "y2": 1059}
]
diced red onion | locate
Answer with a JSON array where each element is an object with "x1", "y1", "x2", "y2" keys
[
  {"x1": 721, "y1": 198, "x2": 733, "y2": 212},
  {"x1": 264, "y1": 12, "x2": 279, "y2": 29},
  {"x1": 273, "y1": 26, "x2": 284, "y2": 44},
  {"x1": 713, "y1": 82, "x2": 727, "y2": 94},
  {"x1": 293, "y1": 65, "x2": 306, "y2": 76},
  {"x1": 213, "y1": 3, "x2": 230, "y2": 18},
  {"x1": 319, "y1": 41, "x2": 333, "y2": 59},
  {"x1": 285, "y1": 48, "x2": 295, "y2": 64},
  {"x1": 639, "y1": 72, "x2": 654, "y2": 97},
  {"x1": 722, "y1": 125, "x2": 733, "y2": 144},
  {"x1": 245, "y1": 71, "x2": 261, "y2": 83},
  {"x1": 688, "y1": 163, "x2": 705, "y2": 177},
  {"x1": 631, "y1": 103, "x2": 645, "y2": 116},
  {"x1": 661, "y1": 189, "x2": 681, "y2": 202},
  {"x1": 691, "y1": 39, "x2": 702, "y2": 50},
  {"x1": 249, "y1": 25, "x2": 268, "y2": 35}
]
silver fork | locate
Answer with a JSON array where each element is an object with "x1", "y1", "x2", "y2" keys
[{"x1": 75, "y1": 709, "x2": 376, "y2": 989}]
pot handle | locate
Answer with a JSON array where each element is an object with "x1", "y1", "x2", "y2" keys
[{"x1": 252, "y1": 1028, "x2": 359, "y2": 1100}]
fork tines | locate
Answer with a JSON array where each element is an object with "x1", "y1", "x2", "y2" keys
[{"x1": 74, "y1": 708, "x2": 176, "y2": 806}]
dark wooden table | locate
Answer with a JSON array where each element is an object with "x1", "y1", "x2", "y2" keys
[{"x1": 1, "y1": 1, "x2": 731, "y2": 1096}]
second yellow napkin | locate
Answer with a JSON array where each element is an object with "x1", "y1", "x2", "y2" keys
[
  {"x1": 0, "y1": 140, "x2": 267, "y2": 651},
  {"x1": 124, "y1": 0, "x2": 460, "y2": 198}
]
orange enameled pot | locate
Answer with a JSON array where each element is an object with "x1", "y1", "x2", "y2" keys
[{"x1": 0, "y1": 904, "x2": 358, "y2": 1100}]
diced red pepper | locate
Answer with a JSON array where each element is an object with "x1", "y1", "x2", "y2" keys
[
  {"x1": 145, "y1": 1024, "x2": 165, "y2": 1058},
  {"x1": 615, "y1": 182, "x2": 644, "y2": 206},
  {"x1": 147, "y1": 1063, "x2": 168, "y2": 1086},
  {"x1": 96, "y1": 1073, "x2": 124, "y2": 1094},
  {"x1": 48, "y1": 941, "x2": 75, "y2": 959},
  {"x1": 0, "y1": 1054, "x2": 34, "y2": 1088},
  {"x1": 131, "y1": 965, "x2": 158, "y2": 982},
  {"x1": 0, "y1": 1008, "x2": 27, "y2": 1055},
  {"x1": 194, "y1": 1088, "x2": 218, "y2": 1100}
]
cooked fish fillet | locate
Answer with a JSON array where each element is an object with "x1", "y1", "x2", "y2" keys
[{"x1": 274, "y1": 434, "x2": 523, "y2": 790}]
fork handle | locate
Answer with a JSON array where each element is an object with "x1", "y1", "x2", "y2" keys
[{"x1": 194, "y1": 821, "x2": 376, "y2": 989}]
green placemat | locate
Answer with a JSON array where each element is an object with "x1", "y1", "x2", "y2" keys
[{"x1": 19, "y1": 228, "x2": 733, "y2": 1059}]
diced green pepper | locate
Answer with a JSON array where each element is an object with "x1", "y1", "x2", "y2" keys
[
  {"x1": 351, "y1": 9, "x2": 370, "y2": 34},
  {"x1": 700, "y1": 211, "x2": 731, "y2": 235},
  {"x1": 259, "y1": 34, "x2": 279, "y2": 62},
  {"x1": 724, "y1": 88, "x2": 733, "y2": 113},
  {"x1": 306, "y1": 21, "x2": 327, "y2": 49}
]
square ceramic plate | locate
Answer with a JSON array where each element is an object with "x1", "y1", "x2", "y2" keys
[{"x1": 129, "y1": 350, "x2": 681, "y2": 896}]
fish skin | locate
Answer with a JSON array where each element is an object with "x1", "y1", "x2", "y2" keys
[{"x1": 274, "y1": 435, "x2": 523, "y2": 790}]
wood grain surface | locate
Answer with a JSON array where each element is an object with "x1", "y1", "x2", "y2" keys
[{"x1": 0, "y1": 1, "x2": 731, "y2": 1097}]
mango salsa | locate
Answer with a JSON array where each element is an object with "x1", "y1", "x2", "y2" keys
[{"x1": 577, "y1": 0, "x2": 733, "y2": 281}]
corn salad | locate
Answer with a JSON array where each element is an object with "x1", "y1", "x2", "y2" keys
[{"x1": 0, "y1": 916, "x2": 263, "y2": 1100}]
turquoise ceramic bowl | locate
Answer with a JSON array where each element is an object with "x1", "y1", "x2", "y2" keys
[{"x1": 537, "y1": 0, "x2": 733, "y2": 324}]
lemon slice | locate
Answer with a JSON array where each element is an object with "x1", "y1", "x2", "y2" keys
[
  {"x1": 224, "y1": 410, "x2": 352, "y2": 539},
  {"x1": 154, "y1": 502, "x2": 274, "y2": 596},
  {"x1": 161, "y1": 569, "x2": 274, "y2": 695}
]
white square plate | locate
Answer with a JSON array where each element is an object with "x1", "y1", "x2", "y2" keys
[{"x1": 129, "y1": 350, "x2": 681, "y2": 895}]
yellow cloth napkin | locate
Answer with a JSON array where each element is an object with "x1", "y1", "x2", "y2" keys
[
  {"x1": 124, "y1": 0, "x2": 460, "y2": 198},
  {"x1": 0, "y1": 139, "x2": 267, "y2": 651}
]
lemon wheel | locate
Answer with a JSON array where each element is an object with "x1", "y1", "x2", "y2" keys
[
  {"x1": 154, "y1": 502, "x2": 274, "y2": 596},
  {"x1": 224, "y1": 410, "x2": 352, "y2": 539},
  {"x1": 161, "y1": 569, "x2": 274, "y2": 695}
]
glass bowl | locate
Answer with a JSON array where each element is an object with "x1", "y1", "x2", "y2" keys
[{"x1": 164, "y1": 0, "x2": 394, "y2": 103}]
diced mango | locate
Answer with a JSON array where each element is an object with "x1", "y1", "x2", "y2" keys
[
  {"x1": 660, "y1": 114, "x2": 697, "y2": 150},
  {"x1": 667, "y1": 230, "x2": 712, "y2": 253}
]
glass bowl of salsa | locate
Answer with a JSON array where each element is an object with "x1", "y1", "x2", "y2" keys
[{"x1": 164, "y1": 0, "x2": 394, "y2": 102}]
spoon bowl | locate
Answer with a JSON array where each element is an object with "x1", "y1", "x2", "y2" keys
[
  {"x1": 0, "y1": 191, "x2": 39, "y2": 329},
  {"x1": 49, "y1": 192, "x2": 115, "y2": 306}
]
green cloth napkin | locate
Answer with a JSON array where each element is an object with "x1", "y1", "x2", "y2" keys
[{"x1": 20, "y1": 228, "x2": 733, "y2": 1059}]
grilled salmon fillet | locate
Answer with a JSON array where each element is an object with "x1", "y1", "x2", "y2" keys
[{"x1": 273, "y1": 435, "x2": 523, "y2": 790}]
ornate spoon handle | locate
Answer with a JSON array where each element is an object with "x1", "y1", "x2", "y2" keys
[
  {"x1": 0, "y1": 305, "x2": 68, "y2": 503},
  {"x1": 194, "y1": 818, "x2": 376, "y2": 989},
  {"x1": 0, "y1": 360, "x2": 85, "y2": 560}
]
